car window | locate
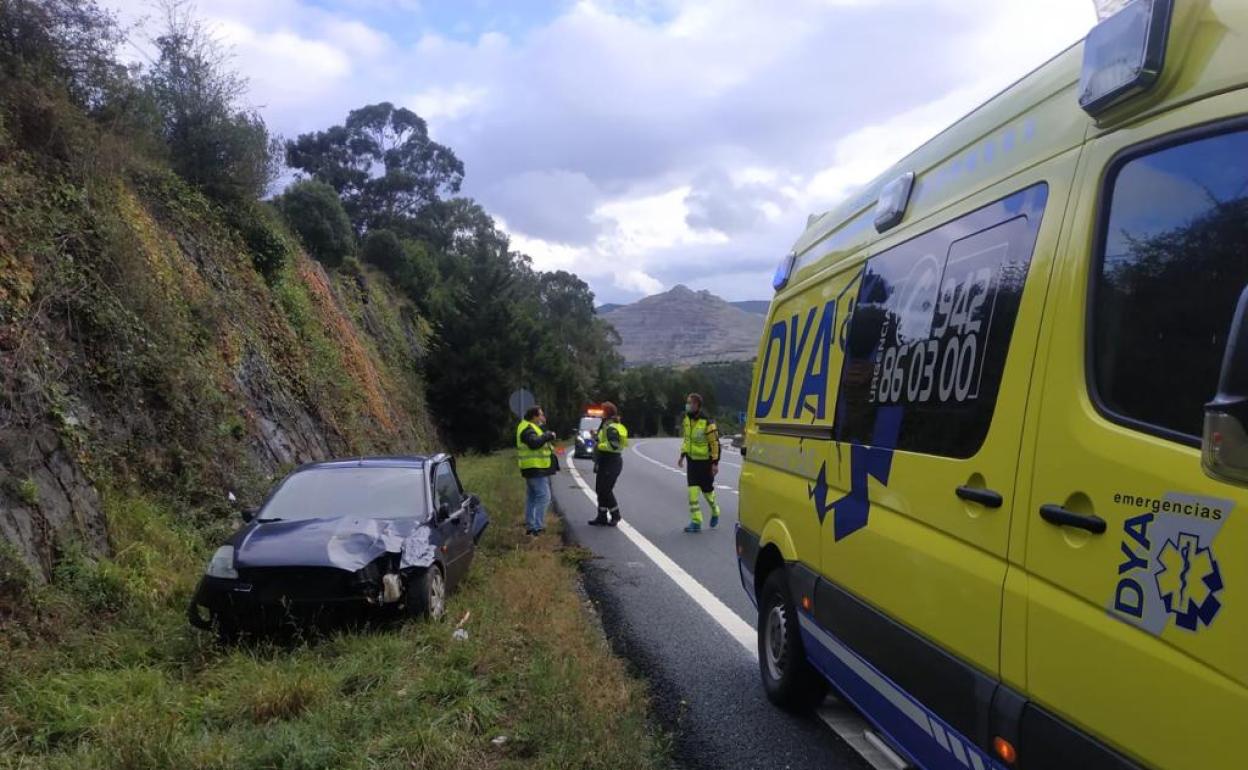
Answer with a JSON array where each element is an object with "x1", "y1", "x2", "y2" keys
[
  {"x1": 433, "y1": 462, "x2": 464, "y2": 510},
  {"x1": 1092, "y1": 128, "x2": 1248, "y2": 443},
  {"x1": 835, "y1": 183, "x2": 1049, "y2": 458},
  {"x1": 579, "y1": 417, "x2": 602, "y2": 433},
  {"x1": 260, "y1": 467, "x2": 426, "y2": 520}
]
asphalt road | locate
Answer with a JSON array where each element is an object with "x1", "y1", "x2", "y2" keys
[{"x1": 552, "y1": 437, "x2": 879, "y2": 770}]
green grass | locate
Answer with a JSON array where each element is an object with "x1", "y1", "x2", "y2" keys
[{"x1": 0, "y1": 455, "x2": 670, "y2": 770}]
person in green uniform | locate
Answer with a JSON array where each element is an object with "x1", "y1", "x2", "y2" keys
[
  {"x1": 588, "y1": 402, "x2": 629, "y2": 527},
  {"x1": 677, "y1": 393, "x2": 721, "y2": 533}
]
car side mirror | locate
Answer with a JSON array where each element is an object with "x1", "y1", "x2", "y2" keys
[
  {"x1": 241, "y1": 507, "x2": 257, "y2": 523},
  {"x1": 466, "y1": 494, "x2": 480, "y2": 509},
  {"x1": 1203, "y1": 285, "x2": 1248, "y2": 485}
]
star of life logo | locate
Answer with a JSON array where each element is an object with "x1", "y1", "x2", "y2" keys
[
  {"x1": 1110, "y1": 492, "x2": 1232, "y2": 635},
  {"x1": 1154, "y1": 533, "x2": 1224, "y2": 631}
]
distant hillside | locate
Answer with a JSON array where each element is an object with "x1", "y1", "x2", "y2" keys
[
  {"x1": 600, "y1": 285, "x2": 764, "y2": 366},
  {"x1": 731, "y1": 300, "x2": 770, "y2": 316}
]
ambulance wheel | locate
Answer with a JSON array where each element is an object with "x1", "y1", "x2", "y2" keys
[{"x1": 758, "y1": 569, "x2": 828, "y2": 712}]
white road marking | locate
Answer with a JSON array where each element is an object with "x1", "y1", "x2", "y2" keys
[
  {"x1": 565, "y1": 460, "x2": 755, "y2": 654},
  {"x1": 629, "y1": 440, "x2": 740, "y2": 491},
  {"x1": 629, "y1": 441, "x2": 684, "y2": 474},
  {"x1": 565, "y1": 457, "x2": 891, "y2": 770}
]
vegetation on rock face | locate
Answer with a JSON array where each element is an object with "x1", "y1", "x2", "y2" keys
[{"x1": 0, "y1": 0, "x2": 626, "y2": 579}]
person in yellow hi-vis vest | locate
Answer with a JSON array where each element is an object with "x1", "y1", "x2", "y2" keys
[
  {"x1": 676, "y1": 393, "x2": 720, "y2": 533},
  {"x1": 588, "y1": 401, "x2": 629, "y2": 527},
  {"x1": 516, "y1": 405, "x2": 557, "y2": 536}
]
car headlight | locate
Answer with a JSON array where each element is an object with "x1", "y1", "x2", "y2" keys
[{"x1": 206, "y1": 545, "x2": 238, "y2": 579}]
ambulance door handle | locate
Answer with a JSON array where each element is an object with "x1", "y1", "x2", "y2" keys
[
  {"x1": 1039, "y1": 504, "x2": 1107, "y2": 534},
  {"x1": 955, "y1": 486, "x2": 1002, "y2": 508}
]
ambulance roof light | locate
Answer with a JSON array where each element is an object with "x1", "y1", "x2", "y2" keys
[
  {"x1": 772, "y1": 251, "x2": 797, "y2": 292},
  {"x1": 1078, "y1": 0, "x2": 1172, "y2": 116},
  {"x1": 873, "y1": 172, "x2": 914, "y2": 233}
]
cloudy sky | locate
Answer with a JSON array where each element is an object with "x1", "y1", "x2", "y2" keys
[{"x1": 105, "y1": 0, "x2": 1097, "y2": 304}]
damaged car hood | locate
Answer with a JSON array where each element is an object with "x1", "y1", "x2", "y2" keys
[{"x1": 235, "y1": 516, "x2": 436, "y2": 571}]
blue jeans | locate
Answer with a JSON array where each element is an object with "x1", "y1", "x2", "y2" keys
[{"x1": 525, "y1": 475, "x2": 552, "y2": 532}]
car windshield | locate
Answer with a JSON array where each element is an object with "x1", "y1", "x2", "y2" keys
[
  {"x1": 258, "y1": 467, "x2": 426, "y2": 521},
  {"x1": 579, "y1": 417, "x2": 602, "y2": 433}
]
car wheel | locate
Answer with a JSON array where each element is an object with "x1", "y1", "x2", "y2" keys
[
  {"x1": 758, "y1": 569, "x2": 828, "y2": 712},
  {"x1": 406, "y1": 565, "x2": 447, "y2": 621}
]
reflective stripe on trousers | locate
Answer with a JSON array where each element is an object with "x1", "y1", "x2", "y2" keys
[{"x1": 687, "y1": 486, "x2": 719, "y2": 524}]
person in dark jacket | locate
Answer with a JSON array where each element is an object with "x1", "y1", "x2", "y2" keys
[
  {"x1": 588, "y1": 402, "x2": 629, "y2": 527},
  {"x1": 516, "y1": 405, "x2": 557, "y2": 535}
]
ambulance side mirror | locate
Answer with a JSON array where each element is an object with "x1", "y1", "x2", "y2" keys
[{"x1": 1202, "y1": 285, "x2": 1248, "y2": 485}]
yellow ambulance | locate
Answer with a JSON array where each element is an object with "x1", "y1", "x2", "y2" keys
[{"x1": 735, "y1": 1, "x2": 1248, "y2": 768}]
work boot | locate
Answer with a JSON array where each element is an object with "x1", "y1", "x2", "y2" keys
[
  {"x1": 684, "y1": 521, "x2": 702, "y2": 533},
  {"x1": 710, "y1": 514, "x2": 720, "y2": 528},
  {"x1": 588, "y1": 508, "x2": 610, "y2": 526},
  {"x1": 608, "y1": 507, "x2": 621, "y2": 526}
]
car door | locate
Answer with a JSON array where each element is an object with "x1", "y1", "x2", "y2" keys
[
  {"x1": 1020, "y1": 97, "x2": 1248, "y2": 770},
  {"x1": 815, "y1": 158, "x2": 1073, "y2": 759},
  {"x1": 431, "y1": 460, "x2": 472, "y2": 588}
]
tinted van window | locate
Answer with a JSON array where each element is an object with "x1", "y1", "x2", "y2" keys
[
  {"x1": 836, "y1": 183, "x2": 1049, "y2": 458},
  {"x1": 1093, "y1": 129, "x2": 1248, "y2": 441}
]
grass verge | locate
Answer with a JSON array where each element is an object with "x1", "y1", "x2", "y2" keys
[{"x1": 0, "y1": 454, "x2": 669, "y2": 770}]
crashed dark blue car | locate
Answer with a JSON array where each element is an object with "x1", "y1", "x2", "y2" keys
[{"x1": 188, "y1": 455, "x2": 488, "y2": 635}]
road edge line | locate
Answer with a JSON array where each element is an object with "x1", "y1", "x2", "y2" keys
[{"x1": 564, "y1": 460, "x2": 755, "y2": 655}]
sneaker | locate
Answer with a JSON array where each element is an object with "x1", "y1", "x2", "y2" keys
[
  {"x1": 710, "y1": 514, "x2": 719, "y2": 529},
  {"x1": 684, "y1": 522, "x2": 702, "y2": 533}
]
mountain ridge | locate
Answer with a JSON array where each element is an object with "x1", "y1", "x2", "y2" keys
[{"x1": 599, "y1": 285, "x2": 766, "y2": 366}]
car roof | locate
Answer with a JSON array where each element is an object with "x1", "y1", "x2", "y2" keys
[{"x1": 294, "y1": 454, "x2": 449, "y2": 472}]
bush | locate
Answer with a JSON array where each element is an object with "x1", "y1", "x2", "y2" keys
[
  {"x1": 276, "y1": 180, "x2": 354, "y2": 268},
  {"x1": 359, "y1": 229, "x2": 405, "y2": 277},
  {"x1": 143, "y1": 2, "x2": 279, "y2": 203},
  {"x1": 0, "y1": 0, "x2": 133, "y2": 112},
  {"x1": 225, "y1": 201, "x2": 293, "y2": 282}
]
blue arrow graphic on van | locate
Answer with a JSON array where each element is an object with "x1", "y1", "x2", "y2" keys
[{"x1": 826, "y1": 406, "x2": 903, "y2": 541}]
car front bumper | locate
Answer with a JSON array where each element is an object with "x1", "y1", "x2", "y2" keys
[{"x1": 187, "y1": 568, "x2": 378, "y2": 630}]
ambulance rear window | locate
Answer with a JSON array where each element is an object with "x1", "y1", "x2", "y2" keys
[{"x1": 1092, "y1": 127, "x2": 1248, "y2": 443}]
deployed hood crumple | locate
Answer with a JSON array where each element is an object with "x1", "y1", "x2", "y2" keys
[{"x1": 235, "y1": 516, "x2": 436, "y2": 571}]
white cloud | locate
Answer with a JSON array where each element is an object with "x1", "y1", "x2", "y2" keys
[
  {"x1": 803, "y1": 83, "x2": 990, "y2": 210},
  {"x1": 99, "y1": 0, "x2": 1097, "y2": 303},
  {"x1": 614, "y1": 269, "x2": 665, "y2": 295},
  {"x1": 597, "y1": 187, "x2": 729, "y2": 256},
  {"x1": 409, "y1": 84, "x2": 489, "y2": 122},
  {"x1": 506, "y1": 230, "x2": 584, "y2": 272}
]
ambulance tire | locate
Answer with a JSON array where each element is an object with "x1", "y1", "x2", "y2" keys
[{"x1": 758, "y1": 569, "x2": 828, "y2": 712}]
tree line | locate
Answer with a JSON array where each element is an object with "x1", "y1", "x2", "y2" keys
[
  {"x1": 0, "y1": 0, "x2": 755, "y2": 450},
  {"x1": 1, "y1": 0, "x2": 626, "y2": 452},
  {"x1": 603, "y1": 360, "x2": 753, "y2": 437}
]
